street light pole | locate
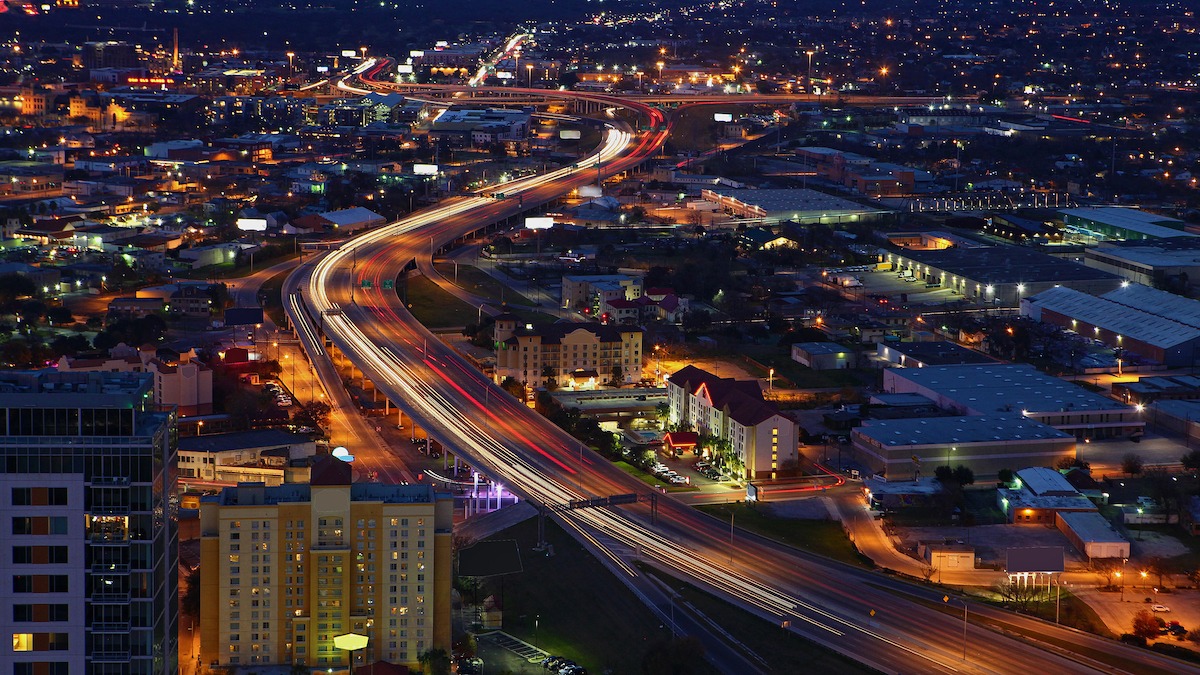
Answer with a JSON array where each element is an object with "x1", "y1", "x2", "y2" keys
[{"x1": 943, "y1": 595, "x2": 968, "y2": 661}]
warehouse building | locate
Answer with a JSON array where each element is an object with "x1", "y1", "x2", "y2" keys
[
  {"x1": 876, "y1": 340, "x2": 997, "y2": 369},
  {"x1": 1059, "y1": 207, "x2": 1192, "y2": 242},
  {"x1": 1022, "y1": 285, "x2": 1200, "y2": 368},
  {"x1": 883, "y1": 246, "x2": 1123, "y2": 306},
  {"x1": 850, "y1": 414, "x2": 1075, "y2": 481},
  {"x1": 998, "y1": 467, "x2": 1097, "y2": 524},
  {"x1": 791, "y1": 342, "x2": 857, "y2": 370},
  {"x1": 884, "y1": 364, "x2": 1143, "y2": 439},
  {"x1": 1084, "y1": 237, "x2": 1200, "y2": 289},
  {"x1": 700, "y1": 187, "x2": 888, "y2": 225},
  {"x1": 1055, "y1": 511, "x2": 1130, "y2": 560}
]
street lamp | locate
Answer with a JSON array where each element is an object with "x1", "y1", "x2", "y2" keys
[
  {"x1": 768, "y1": 367, "x2": 775, "y2": 391},
  {"x1": 197, "y1": 420, "x2": 204, "y2": 436},
  {"x1": 942, "y1": 595, "x2": 968, "y2": 661},
  {"x1": 333, "y1": 632, "x2": 369, "y2": 675},
  {"x1": 657, "y1": 61, "x2": 664, "y2": 82},
  {"x1": 526, "y1": 63, "x2": 534, "y2": 87},
  {"x1": 286, "y1": 51, "x2": 295, "y2": 77},
  {"x1": 805, "y1": 50, "x2": 815, "y2": 93}
]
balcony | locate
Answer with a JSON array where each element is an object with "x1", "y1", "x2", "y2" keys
[{"x1": 89, "y1": 621, "x2": 131, "y2": 632}]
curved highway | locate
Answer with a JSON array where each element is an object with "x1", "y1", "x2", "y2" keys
[{"x1": 286, "y1": 66, "x2": 1195, "y2": 674}]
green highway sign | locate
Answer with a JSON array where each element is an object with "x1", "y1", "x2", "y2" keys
[
  {"x1": 382, "y1": 279, "x2": 394, "y2": 289},
  {"x1": 361, "y1": 280, "x2": 373, "y2": 289}
]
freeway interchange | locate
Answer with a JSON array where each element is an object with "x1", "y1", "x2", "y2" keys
[{"x1": 283, "y1": 71, "x2": 1196, "y2": 674}]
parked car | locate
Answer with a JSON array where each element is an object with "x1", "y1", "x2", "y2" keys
[{"x1": 1153, "y1": 604, "x2": 1171, "y2": 613}]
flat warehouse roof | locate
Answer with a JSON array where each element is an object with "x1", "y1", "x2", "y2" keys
[
  {"x1": 855, "y1": 414, "x2": 1071, "y2": 447},
  {"x1": 1028, "y1": 286, "x2": 1200, "y2": 349},
  {"x1": 1058, "y1": 511, "x2": 1129, "y2": 544},
  {"x1": 889, "y1": 364, "x2": 1134, "y2": 414},
  {"x1": 888, "y1": 246, "x2": 1120, "y2": 284},
  {"x1": 1101, "y1": 283, "x2": 1200, "y2": 330},
  {"x1": 706, "y1": 188, "x2": 884, "y2": 215}
]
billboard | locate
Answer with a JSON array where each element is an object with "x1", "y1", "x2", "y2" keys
[
  {"x1": 559, "y1": 129, "x2": 582, "y2": 140},
  {"x1": 412, "y1": 164, "x2": 439, "y2": 176},
  {"x1": 713, "y1": 112, "x2": 734, "y2": 122},
  {"x1": 525, "y1": 217, "x2": 554, "y2": 230},
  {"x1": 397, "y1": 64, "x2": 414, "y2": 74},
  {"x1": 410, "y1": 50, "x2": 425, "y2": 58},
  {"x1": 496, "y1": 71, "x2": 513, "y2": 79},
  {"x1": 578, "y1": 185, "x2": 603, "y2": 198},
  {"x1": 236, "y1": 218, "x2": 267, "y2": 232},
  {"x1": 340, "y1": 50, "x2": 358, "y2": 58},
  {"x1": 316, "y1": 66, "x2": 330, "y2": 73}
]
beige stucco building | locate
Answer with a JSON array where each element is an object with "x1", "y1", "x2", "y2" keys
[
  {"x1": 666, "y1": 365, "x2": 798, "y2": 480},
  {"x1": 493, "y1": 314, "x2": 642, "y2": 389},
  {"x1": 58, "y1": 343, "x2": 214, "y2": 415},
  {"x1": 199, "y1": 460, "x2": 454, "y2": 671}
]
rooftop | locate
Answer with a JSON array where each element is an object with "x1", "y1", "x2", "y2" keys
[
  {"x1": 1057, "y1": 511, "x2": 1129, "y2": 545},
  {"x1": 178, "y1": 428, "x2": 314, "y2": 454},
  {"x1": 1026, "y1": 285, "x2": 1200, "y2": 349},
  {"x1": 1061, "y1": 207, "x2": 1189, "y2": 237},
  {"x1": 793, "y1": 341, "x2": 852, "y2": 356},
  {"x1": 1101, "y1": 283, "x2": 1200, "y2": 330},
  {"x1": 878, "y1": 340, "x2": 997, "y2": 366},
  {"x1": 213, "y1": 480, "x2": 444, "y2": 507},
  {"x1": 888, "y1": 246, "x2": 1121, "y2": 285},
  {"x1": 1015, "y1": 466, "x2": 1077, "y2": 497},
  {"x1": 704, "y1": 187, "x2": 884, "y2": 217},
  {"x1": 854, "y1": 414, "x2": 1072, "y2": 447},
  {"x1": 889, "y1": 364, "x2": 1134, "y2": 415},
  {"x1": 1089, "y1": 237, "x2": 1200, "y2": 267}
]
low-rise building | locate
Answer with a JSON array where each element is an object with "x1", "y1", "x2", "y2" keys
[
  {"x1": 58, "y1": 344, "x2": 215, "y2": 415},
  {"x1": 561, "y1": 274, "x2": 642, "y2": 313},
  {"x1": 875, "y1": 340, "x2": 996, "y2": 369},
  {"x1": 493, "y1": 314, "x2": 642, "y2": 388},
  {"x1": 177, "y1": 429, "x2": 317, "y2": 485},
  {"x1": 791, "y1": 342, "x2": 857, "y2": 370},
  {"x1": 852, "y1": 415, "x2": 1075, "y2": 481},
  {"x1": 998, "y1": 467, "x2": 1097, "y2": 524},
  {"x1": 666, "y1": 365, "x2": 798, "y2": 480},
  {"x1": 1055, "y1": 511, "x2": 1130, "y2": 560},
  {"x1": 883, "y1": 364, "x2": 1143, "y2": 440}
]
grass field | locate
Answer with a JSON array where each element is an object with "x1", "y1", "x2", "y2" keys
[
  {"x1": 401, "y1": 274, "x2": 480, "y2": 328},
  {"x1": 433, "y1": 262, "x2": 532, "y2": 306},
  {"x1": 696, "y1": 502, "x2": 872, "y2": 568},
  {"x1": 259, "y1": 268, "x2": 291, "y2": 327},
  {"x1": 641, "y1": 564, "x2": 880, "y2": 674},
  {"x1": 469, "y1": 518, "x2": 714, "y2": 674}
]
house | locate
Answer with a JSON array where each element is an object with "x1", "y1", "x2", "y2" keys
[{"x1": 666, "y1": 365, "x2": 798, "y2": 480}]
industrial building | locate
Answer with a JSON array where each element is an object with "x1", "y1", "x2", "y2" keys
[
  {"x1": 667, "y1": 365, "x2": 798, "y2": 480},
  {"x1": 875, "y1": 340, "x2": 997, "y2": 369},
  {"x1": 1022, "y1": 284, "x2": 1200, "y2": 368},
  {"x1": 883, "y1": 245, "x2": 1123, "y2": 306},
  {"x1": 1059, "y1": 207, "x2": 1192, "y2": 242},
  {"x1": 850, "y1": 414, "x2": 1075, "y2": 481},
  {"x1": 199, "y1": 460, "x2": 454, "y2": 671},
  {"x1": 997, "y1": 467, "x2": 1097, "y2": 524},
  {"x1": 699, "y1": 187, "x2": 888, "y2": 225},
  {"x1": 1055, "y1": 511, "x2": 1130, "y2": 560},
  {"x1": 884, "y1": 364, "x2": 1144, "y2": 440},
  {"x1": 0, "y1": 371, "x2": 178, "y2": 675},
  {"x1": 791, "y1": 342, "x2": 857, "y2": 370},
  {"x1": 1084, "y1": 237, "x2": 1200, "y2": 289}
]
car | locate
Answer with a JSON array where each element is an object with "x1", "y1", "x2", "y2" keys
[
  {"x1": 1153, "y1": 604, "x2": 1171, "y2": 613},
  {"x1": 670, "y1": 475, "x2": 689, "y2": 485}
]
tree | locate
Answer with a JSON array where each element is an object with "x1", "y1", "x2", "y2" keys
[
  {"x1": 610, "y1": 363, "x2": 625, "y2": 384},
  {"x1": 681, "y1": 309, "x2": 712, "y2": 334},
  {"x1": 1122, "y1": 453, "x2": 1145, "y2": 476},
  {"x1": 1131, "y1": 609, "x2": 1160, "y2": 640},
  {"x1": 499, "y1": 376, "x2": 525, "y2": 400},
  {"x1": 952, "y1": 465, "x2": 975, "y2": 487},
  {"x1": 181, "y1": 565, "x2": 201, "y2": 619},
  {"x1": 292, "y1": 401, "x2": 332, "y2": 430},
  {"x1": 1182, "y1": 449, "x2": 1200, "y2": 472},
  {"x1": 654, "y1": 401, "x2": 670, "y2": 421},
  {"x1": 998, "y1": 468, "x2": 1015, "y2": 486},
  {"x1": 934, "y1": 465, "x2": 954, "y2": 484},
  {"x1": 418, "y1": 647, "x2": 452, "y2": 675}
]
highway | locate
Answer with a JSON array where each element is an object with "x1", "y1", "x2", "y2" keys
[{"x1": 285, "y1": 69, "x2": 1197, "y2": 674}]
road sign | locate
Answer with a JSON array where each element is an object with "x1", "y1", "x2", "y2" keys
[
  {"x1": 361, "y1": 280, "x2": 373, "y2": 289},
  {"x1": 608, "y1": 493, "x2": 638, "y2": 505},
  {"x1": 382, "y1": 279, "x2": 394, "y2": 289},
  {"x1": 911, "y1": 455, "x2": 920, "y2": 464}
]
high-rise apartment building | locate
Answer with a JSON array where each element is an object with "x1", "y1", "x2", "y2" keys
[
  {"x1": 0, "y1": 371, "x2": 179, "y2": 675},
  {"x1": 198, "y1": 459, "x2": 453, "y2": 671}
]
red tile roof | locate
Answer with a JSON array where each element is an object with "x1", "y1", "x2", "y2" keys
[{"x1": 667, "y1": 365, "x2": 781, "y2": 426}]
